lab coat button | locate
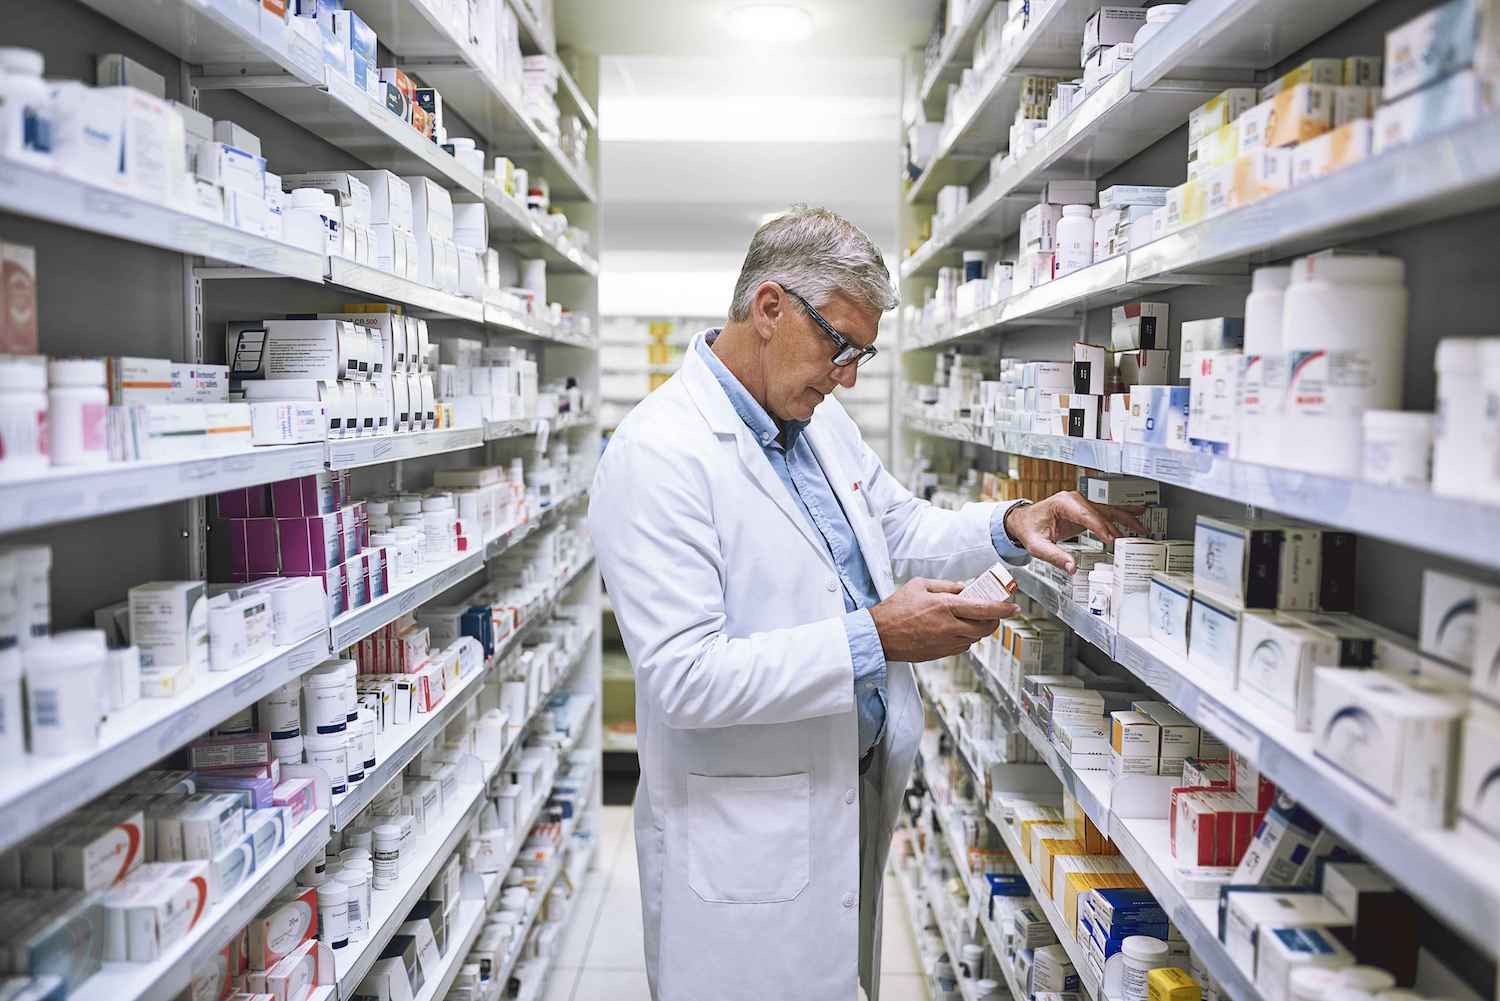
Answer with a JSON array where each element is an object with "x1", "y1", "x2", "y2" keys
[
  {"x1": 826, "y1": 578, "x2": 837, "y2": 592},
  {"x1": 845, "y1": 789, "x2": 856, "y2": 804},
  {"x1": 842, "y1": 892, "x2": 856, "y2": 909}
]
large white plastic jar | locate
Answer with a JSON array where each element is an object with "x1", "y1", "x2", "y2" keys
[
  {"x1": 47, "y1": 358, "x2": 108, "y2": 466},
  {"x1": 1055, "y1": 204, "x2": 1094, "y2": 276},
  {"x1": 0, "y1": 356, "x2": 48, "y2": 478},
  {"x1": 0, "y1": 48, "x2": 52, "y2": 164},
  {"x1": 1279, "y1": 254, "x2": 1408, "y2": 475},
  {"x1": 1237, "y1": 266, "x2": 1292, "y2": 465}
]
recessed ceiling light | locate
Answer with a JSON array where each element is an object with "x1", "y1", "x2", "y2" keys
[{"x1": 727, "y1": 4, "x2": 814, "y2": 42}]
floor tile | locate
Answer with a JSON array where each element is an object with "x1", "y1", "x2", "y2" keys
[
  {"x1": 568, "y1": 968, "x2": 654, "y2": 1001},
  {"x1": 580, "y1": 880, "x2": 648, "y2": 970},
  {"x1": 554, "y1": 879, "x2": 608, "y2": 966},
  {"x1": 539, "y1": 965, "x2": 580, "y2": 1001}
]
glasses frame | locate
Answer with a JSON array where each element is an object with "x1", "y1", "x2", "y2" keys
[{"x1": 781, "y1": 286, "x2": 878, "y2": 368}]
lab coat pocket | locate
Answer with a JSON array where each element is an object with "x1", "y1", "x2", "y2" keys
[{"x1": 686, "y1": 772, "x2": 811, "y2": 904}]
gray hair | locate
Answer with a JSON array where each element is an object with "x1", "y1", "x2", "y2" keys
[{"x1": 728, "y1": 206, "x2": 899, "y2": 322}]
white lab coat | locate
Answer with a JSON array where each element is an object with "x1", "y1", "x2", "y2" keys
[{"x1": 589, "y1": 335, "x2": 1012, "y2": 1001}]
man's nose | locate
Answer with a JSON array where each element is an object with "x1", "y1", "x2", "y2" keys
[{"x1": 832, "y1": 363, "x2": 858, "y2": 389}]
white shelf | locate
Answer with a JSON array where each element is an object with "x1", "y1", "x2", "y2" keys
[
  {"x1": 75, "y1": 0, "x2": 324, "y2": 84},
  {"x1": 892, "y1": 824, "x2": 980, "y2": 1001},
  {"x1": 354, "y1": 0, "x2": 596, "y2": 202},
  {"x1": 905, "y1": 111, "x2": 1500, "y2": 349},
  {"x1": 918, "y1": 0, "x2": 997, "y2": 108},
  {"x1": 326, "y1": 258, "x2": 485, "y2": 323},
  {"x1": 484, "y1": 182, "x2": 600, "y2": 276},
  {"x1": 0, "y1": 629, "x2": 329, "y2": 854},
  {"x1": 1003, "y1": 563, "x2": 1500, "y2": 960},
  {"x1": 0, "y1": 444, "x2": 326, "y2": 536},
  {"x1": 484, "y1": 410, "x2": 594, "y2": 442},
  {"x1": 70, "y1": 810, "x2": 331, "y2": 1001},
  {"x1": 330, "y1": 549, "x2": 487, "y2": 650},
  {"x1": 906, "y1": 0, "x2": 1099, "y2": 204},
  {"x1": 0, "y1": 159, "x2": 326, "y2": 282},
  {"x1": 334, "y1": 781, "x2": 486, "y2": 995},
  {"x1": 243, "y1": 71, "x2": 488, "y2": 197},
  {"x1": 902, "y1": 70, "x2": 1230, "y2": 279},
  {"x1": 484, "y1": 296, "x2": 596, "y2": 347},
  {"x1": 407, "y1": 892, "x2": 490, "y2": 1001},
  {"x1": 902, "y1": 413, "x2": 1500, "y2": 572},
  {"x1": 326, "y1": 427, "x2": 486, "y2": 470}
]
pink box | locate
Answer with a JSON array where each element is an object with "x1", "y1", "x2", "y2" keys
[
  {"x1": 216, "y1": 485, "x2": 272, "y2": 518},
  {"x1": 336, "y1": 505, "x2": 361, "y2": 561},
  {"x1": 277, "y1": 513, "x2": 343, "y2": 573},
  {"x1": 270, "y1": 472, "x2": 341, "y2": 517},
  {"x1": 347, "y1": 552, "x2": 370, "y2": 609},
  {"x1": 226, "y1": 517, "x2": 281, "y2": 575},
  {"x1": 193, "y1": 773, "x2": 276, "y2": 808},
  {"x1": 362, "y1": 547, "x2": 388, "y2": 599},
  {"x1": 271, "y1": 778, "x2": 316, "y2": 826}
]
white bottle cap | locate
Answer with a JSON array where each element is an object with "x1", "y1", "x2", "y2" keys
[
  {"x1": 47, "y1": 358, "x2": 106, "y2": 387},
  {"x1": 0, "y1": 357, "x2": 45, "y2": 392},
  {"x1": 1291, "y1": 253, "x2": 1404, "y2": 286},
  {"x1": 1121, "y1": 935, "x2": 1169, "y2": 961},
  {"x1": 1063, "y1": 203, "x2": 1093, "y2": 217},
  {"x1": 1337, "y1": 969, "x2": 1398, "y2": 993},
  {"x1": 1251, "y1": 265, "x2": 1293, "y2": 293},
  {"x1": 0, "y1": 48, "x2": 44, "y2": 77},
  {"x1": 1434, "y1": 337, "x2": 1485, "y2": 372}
]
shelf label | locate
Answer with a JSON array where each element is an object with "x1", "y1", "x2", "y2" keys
[
  {"x1": 398, "y1": 587, "x2": 424, "y2": 614},
  {"x1": 222, "y1": 454, "x2": 256, "y2": 475},
  {"x1": 330, "y1": 446, "x2": 357, "y2": 465},
  {"x1": 1195, "y1": 695, "x2": 1261, "y2": 762},
  {"x1": 27, "y1": 490, "x2": 84, "y2": 522},
  {"x1": 95, "y1": 478, "x2": 149, "y2": 509},
  {"x1": 157, "y1": 706, "x2": 202, "y2": 752},
  {"x1": 231, "y1": 667, "x2": 267, "y2": 697},
  {"x1": 286, "y1": 644, "x2": 323, "y2": 676},
  {"x1": 373, "y1": 440, "x2": 394, "y2": 460}
]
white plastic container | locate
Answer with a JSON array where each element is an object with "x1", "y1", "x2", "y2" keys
[
  {"x1": 1132, "y1": 4, "x2": 1185, "y2": 47},
  {"x1": 47, "y1": 358, "x2": 108, "y2": 466},
  {"x1": 304, "y1": 730, "x2": 349, "y2": 794},
  {"x1": 1112, "y1": 935, "x2": 1170, "y2": 1001},
  {"x1": 334, "y1": 868, "x2": 369, "y2": 940},
  {"x1": 1088, "y1": 566, "x2": 1114, "y2": 618},
  {"x1": 271, "y1": 731, "x2": 303, "y2": 766},
  {"x1": 23, "y1": 633, "x2": 105, "y2": 756},
  {"x1": 1362, "y1": 410, "x2": 1433, "y2": 488},
  {"x1": 1290, "y1": 968, "x2": 1346, "y2": 1001},
  {"x1": 0, "y1": 357, "x2": 48, "y2": 478},
  {"x1": 318, "y1": 878, "x2": 350, "y2": 949},
  {"x1": 1239, "y1": 265, "x2": 1293, "y2": 465},
  {"x1": 258, "y1": 680, "x2": 301, "y2": 738},
  {"x1": 285, "y1": 188, "x2": 338, "y2": 256},
  {"x1": 372, "y1": 823, "x2": 401, "y2": 888},
  {"x1": 1279, "y1": 254, "x2": 1408, "y2": 475},
  {"x1": 1434, "y1": 338, "x2": 1499, "y2": 499},
  {"x1": 1055, "y1": 204, "x2": 1095, "y2": 277},
  {"x1": 303, "y1": 664, "x2": 347, "y2": 734},
  {"x1": 345, "y1": 735, "x2": 365, "y2": 784},
  {"x1": 0, "y1": 48, "x2": 52, "y2": 165},
  {"x1": 1336, "y1": 969, "x2": 1397, "y2": 994}
]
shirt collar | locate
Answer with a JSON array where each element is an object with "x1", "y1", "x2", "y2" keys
[{"x1": 697, "y1": 330, "x2": 808, "y2": 450}]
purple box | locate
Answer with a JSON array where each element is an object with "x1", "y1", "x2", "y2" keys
[
  {"x1": 192, "y1": 772, "x2": 276, "y2": 809},
  {"x1": 271, "y1": 472, "x2": 341, "y2": 517},
  {"x1": 216, "y1": 485, "x2": 273, "y2": 518},
  {"x1": 277, "y1": 512, "x2": 343, "y2": 573},
  {"x1": 226, "y1": 517, "x2": 281, "y2": 574},
  {"x1": 348, "y1": 552, "x2": 370, "y2": 609},
  {"x1": 363, "y1": 546, "x2": 388, "y2": 598}
]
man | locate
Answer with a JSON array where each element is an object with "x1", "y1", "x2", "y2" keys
[{"x1": 589, "y1": 207, "x2": 1142, "y2": 1001}]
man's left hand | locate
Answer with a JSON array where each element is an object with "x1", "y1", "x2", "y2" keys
[{"x1": 1004, "y1": 491, "x2": 1147, "y2": 575}]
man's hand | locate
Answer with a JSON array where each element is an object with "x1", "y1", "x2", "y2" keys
[
  {"x1": 1004, "y1": 490, "x2": 1147, "y2": 575},
  {"x1": 869, "y1": 578, "x2": 1018, "y2": 663}
]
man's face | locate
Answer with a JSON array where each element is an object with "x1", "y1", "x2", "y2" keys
[{"x1": 765, "y1": 289, "x2": 879, "y2": 423}]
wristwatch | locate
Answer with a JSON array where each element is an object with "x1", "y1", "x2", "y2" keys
[{"x1": 1002, "y1": 500, "x2": 1032, "y2": 549}]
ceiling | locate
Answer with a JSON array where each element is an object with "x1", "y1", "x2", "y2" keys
[{"x1": 557, "y1": 0, "x2": 938, "y2": 58}]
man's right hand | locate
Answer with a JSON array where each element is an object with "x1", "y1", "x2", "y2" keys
[{"x1": 869, "y1": 577, "x2": 1017, "y2": 663}]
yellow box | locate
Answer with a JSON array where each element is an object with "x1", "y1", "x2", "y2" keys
[
  {"x1": 1200, "y1": 163, "x2": 1236, "y2": 219},
  {"x1": 1035, "y1": 838, "x2": 1086, "y2": 895},
  {"x1": 1229, "y1": 149, "x2": 1294, "y2": 210},
  {"x1": 1266, "y1": 83, "x2": 1335, "y2": 147},
  {"x1": 1291, "y1": 120, "x2": 1373, "y2": 186},
  {"x1": 1196, "y1": 121, "x2": 1240, "y2": 169},
  {"x1": 1260, "y1": 58, "x2": 1343, "y2": 100},
  {"x1": 1187, "y1": 87, "x2": 1257, "y2": 146},
  {"x1": 1148, "y1": 968, "x2": 1202, "y2": 1001},
  {"x1": 1082, "y1": 813, "x2": 1115, "y2": 855},
  {"x1": 1343, "y1": 56, "x2": 1382, "y2": 86},
  {"x1": 1018, "y1": 817, "x2": 1068, "y2": 862}
]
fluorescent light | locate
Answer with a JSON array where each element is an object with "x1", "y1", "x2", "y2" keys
[{"x1": 727, "y1": 5, "x2": 814, "y2": 42}]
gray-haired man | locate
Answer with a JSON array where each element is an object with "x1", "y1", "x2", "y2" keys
[{"x1": 589, "y1": 207, "x2": 1142, "y2": 1000}]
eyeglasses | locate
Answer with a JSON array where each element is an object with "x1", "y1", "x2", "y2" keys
[{"x1": 782, "y1": 287, "x2": 878, "y2": 368}]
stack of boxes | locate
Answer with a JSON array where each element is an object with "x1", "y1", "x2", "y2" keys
[
  {"x1": 1081, "y1": 7, "x2": 1146, "y2": 94},
  {"x1": 227, "y1": 307, "x2": 443, "y2": 442},
  {"x1": 434, "y1": 339, "x2": 541, "y2": 425}
]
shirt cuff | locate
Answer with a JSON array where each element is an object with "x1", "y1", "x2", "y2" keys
[
  {"x1": 990, "y1": 501, "x2": 1033, "y2": 566},
  {"x1": 845, "y1": 609, "x2": 887, "y2": 685}
]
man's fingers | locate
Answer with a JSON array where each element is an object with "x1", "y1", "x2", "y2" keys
[
  {"x1": 1104, "y1": 503, "x2": 1148, "y2": 536},
  {"x1": 947, "y1": 596, "x2": 1018, "y2": 622},
  {"x1": 1030, "y1": 537, "x2": 1078, "y2": 575},
  {"x1": 1060, "y1": 492, "x2": 1122, "y2": 544},
  {"x1": 924, "y1": 578, "x2": 965, "y2": 595}
]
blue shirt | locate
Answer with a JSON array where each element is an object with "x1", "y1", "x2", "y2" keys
[{"x1": 697, "y1": 333, "x2": 1027, "y2": 759}]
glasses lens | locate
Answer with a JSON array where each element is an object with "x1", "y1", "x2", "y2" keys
[
  {"x1": 855, "y1": 349, "x2": 876, "y2": 367},
  {"x1": 832, "y1": 345, "x2": 860, "y2": 366}
]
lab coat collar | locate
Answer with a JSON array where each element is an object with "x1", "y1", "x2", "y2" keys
[
  {"x1": 694, "y1": 331, "x2": 808, "y2": 451},
  {"x1": 680, "y1": 332, "x2": 835, "y2": 571}
]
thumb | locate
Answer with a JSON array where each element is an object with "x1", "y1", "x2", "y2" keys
[
  {"x1": 925, "y1": 579, "x2": 964, "y2": 594},
  {"x1": 1027, "y1": 538, "x2": 1077, "y2": 575}
]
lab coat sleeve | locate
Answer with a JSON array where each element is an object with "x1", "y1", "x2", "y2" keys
[
  {"x1": 589, "y1": 435, "x2": 856, "y2": 730},
  {"x1": 856, "y1": 436, "x2": 1028, "y2": 580}
]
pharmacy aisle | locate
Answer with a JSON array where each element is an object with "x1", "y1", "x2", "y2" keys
[
  {"x1": 895, "y1": 4, "x2": 1500, "y2": 1001},
  {"x1": 0, "y1": 1, "x2": 605, "y2": 999}
]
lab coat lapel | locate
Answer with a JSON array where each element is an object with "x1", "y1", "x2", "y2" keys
[
  {"x1": 804, "y1": 416, "x2": 895, "y2": 600},
  {"x1": 677, "y1": 340, "x2": 836, "y2": 570}
]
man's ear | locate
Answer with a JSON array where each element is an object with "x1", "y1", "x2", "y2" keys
[{"x1": 750, "y1": 282, "x2": 784, "y2": 343}]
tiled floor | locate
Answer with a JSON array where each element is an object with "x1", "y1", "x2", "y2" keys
[{"x1": 541, "y1": 806, "x2": 931, "y2": 1001}]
